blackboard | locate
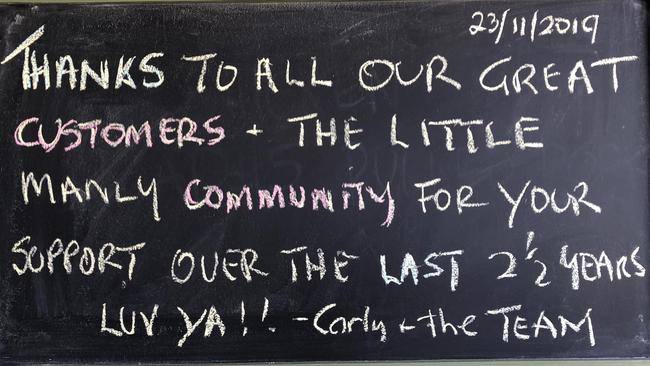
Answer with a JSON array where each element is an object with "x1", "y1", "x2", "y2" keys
[{"x1": 0, "y1": 0, "x2": 648, "y2": 362}]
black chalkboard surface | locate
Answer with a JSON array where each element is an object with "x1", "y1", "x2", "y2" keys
[{"x1": 0, "y1": 0, "x2": 648, "y2": 362}]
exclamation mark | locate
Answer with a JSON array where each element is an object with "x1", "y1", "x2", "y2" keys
[
  {"x1": 262, "y1": 297, "x2": 276, "y2": 333},
  {"x1": 241, "y1": 301, "x2": 247, "y2": 336}
]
